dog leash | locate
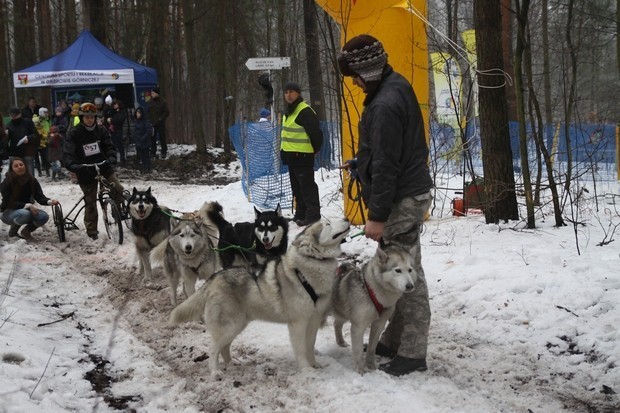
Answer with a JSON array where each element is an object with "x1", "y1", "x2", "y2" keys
[{"x1": 160, "y1": 208, "x2": 198, "y2": 222}]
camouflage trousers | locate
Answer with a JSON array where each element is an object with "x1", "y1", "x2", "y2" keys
[{"x1": 380, "y1": 191, "x2": 432, "y2": 359}]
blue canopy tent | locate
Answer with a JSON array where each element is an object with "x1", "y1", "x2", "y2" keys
[{"x1": 12, "y1": 30, "x2": 158, "y2": 107}]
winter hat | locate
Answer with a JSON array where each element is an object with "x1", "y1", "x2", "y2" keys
[
  {"x1": 283, "y1": 82, "x2": 301, "y2": 93},
  {"x1": 94, "y1": 97, "x2": 103, "y2": 106},
  {"x1": 9, "y1": 107, "x2": 21, "y2": 115},
  {"x1": 135, "y1": 107, "x2": 144, "y2": 117},
  {"x1": 338, "y1": 34, "x2": 388, "y2": 82},
  {"x1": 32, "y1": 115, "x2": 41, "y2": 126},
  {"x1": 38, "y1": 107, "x2": 49, "y2": 117},
  {"x1": 104, "y1": 95, "x2": 113, "y2": 105},
  {"x1": 152, "y1": 87, "x2": 161, "y2": 95},
  {"x1": 55, "y1": 106, "x2": 63, "y2": 114},
  {"x1": 71, "y1": 103, "x2": 80, "y2": 116},
  {"x1": 259, "y1": 108, "x2": 271, "y2": 118}
]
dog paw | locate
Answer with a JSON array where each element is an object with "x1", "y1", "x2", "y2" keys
[
  {"x1": 210, "y1": 369, "x2": 224, "y2": 379},
  {"x1": 336, "y1": 339, "x2": 349, "y2": 348}
]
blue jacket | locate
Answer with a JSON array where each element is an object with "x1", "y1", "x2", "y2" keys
[{"x1": 133, "y1": 108, "x2": 153, "y2": 150}]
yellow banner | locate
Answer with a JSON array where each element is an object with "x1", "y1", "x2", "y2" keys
[{"x1": 461, "y1": 29, "x2": 479, "y2": 117}]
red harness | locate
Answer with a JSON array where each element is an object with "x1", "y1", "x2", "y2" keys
[{"x1": 362, "y1": 276, "x2": 384, "y2": 315}]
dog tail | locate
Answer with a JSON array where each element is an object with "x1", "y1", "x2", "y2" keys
[
  {"x1": 169, "y1": 286, "x2": 209, "y2": 326},
  {"x1": 199, "y1": 201, "x2": 228, "y2": 233}
]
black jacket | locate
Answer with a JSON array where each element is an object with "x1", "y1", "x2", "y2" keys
[
  {"x1": 356, "y1": 65, "x2": 433, "y2": 222},
  {"x1": 0, "y1": 176, "x2": 50, "y2": 212},
  {"x1": 63, "y1": 123, "x2": 118, "y2": 184},
  {"x1": 280, "y1": 97, "x2": 323, "y2": 167},
  {"x1": 148, "y1": 97, "x2": 170, "y2": 128},
  {"x1": 7, "y1": 117, "x2": 39, "y2": 158}
]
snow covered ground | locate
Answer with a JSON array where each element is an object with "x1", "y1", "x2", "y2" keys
[{"x1": 1, "y1": 145, "x2": 619, "y2": 413}]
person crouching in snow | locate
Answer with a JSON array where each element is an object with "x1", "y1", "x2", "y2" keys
[{"x1": 1, "y1": 157, "x2": 59, "y2": 239}]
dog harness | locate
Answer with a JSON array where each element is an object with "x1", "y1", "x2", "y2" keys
[
  {"x1": 362, "y1": 276, "x2": 384, "y2": 314},
  {"x1": 294, "y1": 268, "x2": 318, "y2": 304}
]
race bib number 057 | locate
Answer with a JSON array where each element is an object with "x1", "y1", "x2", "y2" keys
[{"x1": 83, "y1": 142, "x2": 101, "y2": 156}]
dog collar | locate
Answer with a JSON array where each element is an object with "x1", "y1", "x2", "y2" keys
[
  {"x1": 294, "y1": 268, "x2": 318, "y2": 304},
  {"x1": 362, "y1": 276, "x2": 384, "y2": 314}
]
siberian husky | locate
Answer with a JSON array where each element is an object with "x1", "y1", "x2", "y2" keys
[
  {"x1": 332, "y1": 244, "x2": 416, "y2": 373},
  {"x1": 169, "y1": 218, "x2": 351, "y2": 376},
  {"x1": 204, "y1": 202, "x2": 288, "y2": 267},
  {"x1": 150, "y1": 213, "x2": 220, "y2": 305},
  {"x1": 128, "y1": 187, "x2": 172, "y2": 284}
]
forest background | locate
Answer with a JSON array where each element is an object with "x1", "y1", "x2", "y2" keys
[{"x1": 0, "y1": 0, "x2": 617, "y2": 149}]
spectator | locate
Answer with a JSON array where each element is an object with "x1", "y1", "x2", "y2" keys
[
  {"x1": 48, "y1": 126, "x2": 65, "y2": 181},
  {"x1": 258, "y1": 108, "x2": 271, "y2": 122},
  {"x1": 148, "y1": 87, "x2": 170, "y2": 159},
  {"x1": 280, "y1": 81, "x2": 323, "y2": 226},
  {"x1": 6, "y1": 107, "x2": 39, "y2": 175},
  {"x1": 22, "y1": 96, "x2": 40, "y2": 120},
  {"x1": 133, "y1": 107, "x2": 153, "y2": 174},
  {"x1": 63, "y1": 102, "x2": 125, "y2": 240},
  {"x1": 35, "y1": 108, "x2": 51, "y2": 177},
  {"x1": 338, "y1": 34, "x2": 434, "y2": 376},
  {"x1": 1, "y1": 157, "x2": 59, "y2": 240},
  {"x1": 106, "y1": 99, "x2": 127, "y2": 166},
  {"x1": 52, "y1": 106, "x2": 69, "y2": 135}
]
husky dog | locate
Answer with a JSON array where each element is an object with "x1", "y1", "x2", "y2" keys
[
  {"x1": 332, "y1": 244, "x2": 416, "y2": 373},
  {"x1": 169, "y1": 218, "x2": 351, "y2": 376},
  {"x1": 128, "y1": 187, "x2": 172, "y2": 283},
  {"x1": 150, "y1": 212, "x2": 220, "y2": 305},
  {"x1": 205, "y1": 202, "x2": 288, "y2": 267}
]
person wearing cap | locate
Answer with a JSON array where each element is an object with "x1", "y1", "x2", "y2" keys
[
  {"x1": 52, "y1": 106, "x2": 69, "y2": 135},
  {"x1": 338, "y1": 34, "x2": 434, "y2": 376},
  {"x1": 280, "y1": 81, "x2": 323, "y2": 226},
  {"x1": 35, "y1": 107, "x2": 51, "y2": 178},
  {"x1": 258, "y1": 108, "x2": 271, "y2": 122},
  {"x1": 63, "y1": 102, "x2": 125, "y2": 240},
  {"x1": 147, "y1": 87, "x2": 170, "y2": 159},
  {"x1": 6, "y1": 107, "x2": 39, "y2": 175}
]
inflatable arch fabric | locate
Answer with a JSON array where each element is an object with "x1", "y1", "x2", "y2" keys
[{"x1": 316, "y1": 0, "x2": 429, "y2": 224}]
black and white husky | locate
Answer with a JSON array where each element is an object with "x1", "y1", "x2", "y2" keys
[
  {"x1": 205, "y1": 202, "x2": 288, "y2": 267},
  {"x1": 128, "y1": 187, "x2": 172, "y2": 284}
]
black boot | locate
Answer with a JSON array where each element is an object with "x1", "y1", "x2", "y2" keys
[
  {"x1": 379, "y1": 356, "x2": 427, "y2": 376},
  {"x1": 9, "y1": 224, "x2": 21, "y2": 237},
  {"x1": 20, "y1": 223, "x2": 38, "y2": 240}
]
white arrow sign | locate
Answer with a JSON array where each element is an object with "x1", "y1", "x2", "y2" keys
[{"x1": 245, "y1": 57, "x2": 291, "y2": 70}]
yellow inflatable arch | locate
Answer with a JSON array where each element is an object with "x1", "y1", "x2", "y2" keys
[{"x1": 316, "y1": 0, "x2": 429, "y2": 224}]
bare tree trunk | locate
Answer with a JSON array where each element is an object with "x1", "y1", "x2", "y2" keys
[
  {"x1": 524, "y1": 28, "x2": 565, "y2": 227},
  {"x1": 180, "y1": 0, "x2": 206, "y2": 152},
  {"x1": 213, "y1": 1, "x2": 226, "y2": 149},
  {"x1": 501, "y1": 0, "x2": 518, "y2": 122},
  {"x1": 542, "y1": 0, "x2": 552, "y2": 125},
  {"x1": 277, "y1": 0, "x2": 288, "y2": 95},
  {"x1": 82, "y1": 0, "x2": 107, "y2": 44},
  {"x1": 617, "y1": 0, "x2": 620, "y2": 76},
  {"x1": 474, "y1": 0, "x2": 520, "y2": 224},
  {"x1": 302, "y1": 0, "x2": 326, "y2": 120},
  {"x1": 64, "y1": 0, "x2": 78, "y2": 47},
  {"x1": 0, "y1": 1, "x2": 11, "y2": 106},
  {"x1": 37, "y1": 0, "x2": 53, "y2": 108},
  {"x1": 563, "y1": 0, "x2": 577, "y2": 192},
  {"x1": 514, "y1": 0, "x2": 535, "y2": 228}
]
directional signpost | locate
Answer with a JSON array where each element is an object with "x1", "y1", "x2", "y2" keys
[{"x1": 245, "y1": 57, "x2": 291, "y2": 71}]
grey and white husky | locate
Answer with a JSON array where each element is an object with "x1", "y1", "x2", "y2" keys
[
  {"x1": 150, "y1": 212, "x2": 220, "y2": 306},
  {"x1": 332, "y1": 244, "x2": 416, "y2": 373},
  {"x1": 169, "y1": 219, "x2": 351, "y2": 376}
]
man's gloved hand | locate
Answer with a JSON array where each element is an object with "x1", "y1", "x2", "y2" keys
[{"x1": 68, "y1": 163, "x2": 80, "y2": 172}]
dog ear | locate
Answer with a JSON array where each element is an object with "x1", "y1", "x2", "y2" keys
[
  {"x1": 275, "y1": 203, "x2": 282, "y2": 216},
  {"x1": 375, "y1": 245, "x2": 389, "y2": 265},
  {"x1": 147, "y1": 186, "x2": 152, "y2": 195},
  {"x1": 132, "y1": 187, "x2": 138, "y2": 195},
  {"x1": 254, "y1": 206, "x2": 261, "y2": 219}
]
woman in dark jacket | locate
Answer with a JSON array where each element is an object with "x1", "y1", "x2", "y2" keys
[
  {"x1": 133, "y1": 107, "x2": 153, "y2": 173},
  {"x1": 1, "y1": 157, "x2": 59, "y2": 239},
  {"x1": 107, "y1": 100, "x2": 127, "y2": 166}
]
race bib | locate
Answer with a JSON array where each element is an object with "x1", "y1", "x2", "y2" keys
[{"x1": 83, "y1": 142, "x2": 101, "y2": 156}]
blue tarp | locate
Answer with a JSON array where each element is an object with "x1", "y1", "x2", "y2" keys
[{"x1": 15, "y1": 30, "x2": 158, "y2": 86}]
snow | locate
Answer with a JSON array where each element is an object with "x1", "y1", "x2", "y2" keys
[{"x1": 1, "y1": 144, "x2": 619, "y2": 413}]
